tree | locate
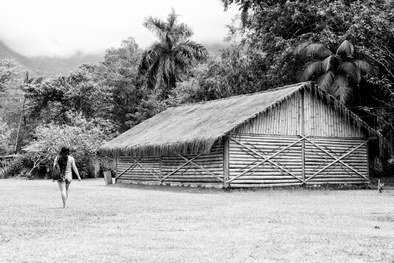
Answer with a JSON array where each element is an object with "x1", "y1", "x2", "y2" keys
[
  {"x1": 219, "y1": 1, "x2": 393, "y2": 90},
  {"x1": 139, "y1": 9, "x2": 208, "y2": 98},
  {"x1": 169, "y1": 44, "x2": 273, "y2": 105},
  {"x1": 294, "y1": 40, "x2": 377, "y2": 103},
  {"x1": 99, "y1": 38, "x2": 156, "y2": 131},
  {"x1": 25, "y1": 113, "x2": 109, "y2": 177},
  {"x1": 0, "y1": 118, "x2": 12, "y2": 154},
  {"x1": 14, "y1": 73, "x2": 43, "y2": 153}
]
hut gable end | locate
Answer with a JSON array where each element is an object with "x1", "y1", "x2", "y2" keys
[{"x1": 234, "y1": 89, "x2": 366, "y2": 138}]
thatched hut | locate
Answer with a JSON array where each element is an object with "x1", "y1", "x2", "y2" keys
[{"x1": 99, "y1": 82, "x2": 379, "y2": 188}]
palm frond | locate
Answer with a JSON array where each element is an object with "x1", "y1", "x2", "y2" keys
[
  {"x1": 175, "y1": 40, "x2": 209, "y2": 60},
  {"x1": 353, "y1": 60, "x2": 378, "y2": 76},
  {"x1": 338, "y1": 61, "x2": 360, "y2": 83},
  {"x1": 298, "y1": 61, "x2": 323, "y2": 81},
  {"x1": 317, "y1": 71, "x2": 335, "y2": 90},
  {"x1": 332, "y1": 75, "x2": 350, "y2": 103},
  {"x1": 139, "y1": 44, "x2": 160, "y2": 72},
  {"x1": 336, "y1": 40, "x2": 354, "y2": 57},
  {"x1": 292, "y1": 42, "x2": 309, "y2": 56},
  {"x1": 322, "y1": 55, "x2": 340, "y2": 73},
  {"x1": 167, "y1": 8, "x2": 178, "y2": 29},
  {"x1": 143, "y1": 17, "x2": 168, "y2": 42},
  {"x1": 173, "y1": 23, "x2": 193, "y2": 40},
  {"x1": 293, "y1": 43, "x2": 332, "y2": 59}
]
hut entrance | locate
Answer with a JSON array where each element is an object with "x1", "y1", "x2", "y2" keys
[{"x1": 227, "y1": 135, "x2": 369, "y2": 187}]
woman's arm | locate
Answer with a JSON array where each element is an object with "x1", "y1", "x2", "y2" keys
[
  {"x1": 71, "y1": 157, "x2": 81, "y2": 181},
  {"x1": 53, "y1": 156, "x2": 58, "y2": 168}
]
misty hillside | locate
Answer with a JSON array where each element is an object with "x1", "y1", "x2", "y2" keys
[
  {"x1": 0, "y1": 41, "x2": 103, "y2": 76},
  {"x1": 0, "y1": 40, "x2": 227, "y2": 77}
]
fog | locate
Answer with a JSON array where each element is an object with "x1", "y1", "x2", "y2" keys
[{"x1": 0, "y1": 0, "x2": 237, "y2": 57}]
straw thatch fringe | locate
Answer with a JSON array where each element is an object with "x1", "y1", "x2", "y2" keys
[
  {"x1": 99, "y1": 82, "x2": 380, "y2": 157},
  {"x1": 117, "y1": 138, "x2": 218, "y2": 157}
]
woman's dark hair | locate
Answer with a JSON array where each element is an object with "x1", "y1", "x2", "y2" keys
[{"x1": 58, "y1": 147, "x2": 70, "y2": 172}]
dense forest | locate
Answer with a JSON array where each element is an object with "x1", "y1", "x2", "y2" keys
[{"x1": 1, "y1": 0, "x2": 394, "y2": 177}]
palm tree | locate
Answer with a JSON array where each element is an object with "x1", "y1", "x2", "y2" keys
[
  {"x1": 293, "y1": 40, "x2": 377, "y2": 103},
  {"x1": 139, "y1": 9, "x2": 208, "y2": 98}
]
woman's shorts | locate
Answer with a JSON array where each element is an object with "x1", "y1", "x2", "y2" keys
[{"x1": 57, "y1": 177, "x2": 72, "y2": 184}]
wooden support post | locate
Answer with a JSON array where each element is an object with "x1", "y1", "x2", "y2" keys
[
  {"x1": 223, "y1": 137, "x2": 230, "y2": 188},
  {"x1": 301, "y1": 89, "x2": 306, "y2": 184},
  {"x1": 114, "y1": 157, "x2": 118, "y2": 183},
  {"x1": 366, "y1": 140, "x2": 370, "y2": 180}
]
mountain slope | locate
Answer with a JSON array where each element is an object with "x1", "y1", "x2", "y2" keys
[{"x1": 0, "y1": 41, "x2": 103, "y2": 76}]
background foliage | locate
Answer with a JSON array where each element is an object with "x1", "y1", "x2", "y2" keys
[{"x1": 1, "y1": 4, "x2": 394, "y2": 176}]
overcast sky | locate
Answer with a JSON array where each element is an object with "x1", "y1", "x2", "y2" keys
[{"x1": 0, "y1": 0, "x2": 238, "y2": 57}]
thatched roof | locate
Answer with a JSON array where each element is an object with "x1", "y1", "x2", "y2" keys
[{"x1": 99, "y1": 82, "x2": 379, "y2": 156}]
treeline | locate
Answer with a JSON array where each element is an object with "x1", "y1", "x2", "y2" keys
[{"x1": 1, "y1": 1, "x2": 394, "y2": 177}]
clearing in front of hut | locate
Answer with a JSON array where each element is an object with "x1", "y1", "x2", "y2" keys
[{"x1": 1, "y1": 179, "x2": 393, "y2": 263}]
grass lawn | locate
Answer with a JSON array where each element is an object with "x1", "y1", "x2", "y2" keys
[{"x1": 1, "y1": 179, "x2": 394, "y2": 263}]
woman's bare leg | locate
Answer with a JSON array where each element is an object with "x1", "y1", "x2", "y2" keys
[
  {"x1": 58, "y1": 181, "x2": 67, "y2": 208},
  {"x1": 65, "y1": 182, "x2": 71, "y2": 199}
]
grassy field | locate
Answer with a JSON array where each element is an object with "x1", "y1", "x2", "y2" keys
[{"x1": 1, "y1": 179, "x2": 393, "y2": 263}]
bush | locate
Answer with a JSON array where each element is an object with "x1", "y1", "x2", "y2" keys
[
  {"x1": 0, "y1": 118, "x2": 13, "y2": 155},
  {"x1": 0, "y1": 156, "x2": 25, "y2": 178},
  {"x1": 23, "y1": 113, "x2": 110, "y2": 178}
]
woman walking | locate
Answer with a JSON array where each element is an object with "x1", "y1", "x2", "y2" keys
[{"x1": 54, "y1": 147, "x2": 81, "y2": 208}]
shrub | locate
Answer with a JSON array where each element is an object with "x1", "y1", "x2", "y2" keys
[
  {"x1": 0, "y1": 156, "x2": 25, "y2": 178},
  {"x1": 24, "y1": 113, "x2": 110, "y2": 178},
  {"x1": 0, "y1": 118, "x2": 13, "y2": 155}
]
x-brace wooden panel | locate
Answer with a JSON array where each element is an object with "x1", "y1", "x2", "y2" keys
[
  {"x1": 307, "y1": 145, "x2": 356, "y2": 178},
  {"x1": 178, "y1": 154, "x2": 224, "y2": 182},
  {"x1": 160, "y1": 153, "x2": 203, "y2": 182},
  {"x1": 304, "y1": 139, "x2": 368, "y2": 182},
  {"x1": 115, "y1": 157, "x2": 141, "y2": 179},
  {"x1": 130, "y1": 157, "x2": 161, "y2": 181},
  {"x1": 227, "y1": 136, "x2": 306, "y2": 184}
]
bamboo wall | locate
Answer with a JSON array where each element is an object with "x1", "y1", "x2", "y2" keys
[
  {"x1": 303, "y1": 92, "x2": 364, "y2": 137},
  {"x1": 235, "y1": 93, "x2": 302, "y2": 135},
  {"x1": 116, "y1": 143, "x2": 223, "y2": 186},
  {"x1": 227, "y1": 135, "x2": 369, "y2": 187},
  {"x1": 228, "y1": 135, "x2": 303, "y2": 187},
  {"x1": 304, "y1": 137, "x2": 368, "y2": 185}
]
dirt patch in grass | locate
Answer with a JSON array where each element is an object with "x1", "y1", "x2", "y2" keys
[{"x1": 1, "y1": 179, "x2": 394, "y2": 263}]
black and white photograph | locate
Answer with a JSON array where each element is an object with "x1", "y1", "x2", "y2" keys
[{"x1": 1, "y1": 0, "x2": 393, "y2": 262}]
